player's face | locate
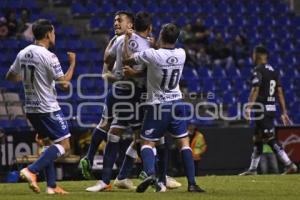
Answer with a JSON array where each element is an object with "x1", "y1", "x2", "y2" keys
[
  {"x1": 252, "y1": 52, "x2": 257, "y2": 64},
  {"x1": 157, "y1": 31, "x2": 163, "y2": 47},
  {"x1": 114, "y1": 14, "x2": 132, "y2": 35},
  {"x1": 48, "y1": 26, "x2": 55, "y2": 48}
]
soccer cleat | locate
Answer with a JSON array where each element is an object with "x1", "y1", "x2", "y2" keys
[
  {"x1": 114, "y1": 178, "x2": 136, "y2": 190},
  {"x1": 136, "y1": 175, "x2": 157, "y2": 193},
  {"x1": 156, "y1": 182, "x2": 167, "y2": 192},
  {"x1": 138, "y1": 171, "x2": 148, "y2": 180},
  {"x1": 46, "y1": 186, "x2": 69, "y2": 195},
  {"x1": 166, "y1": 176, "x2": 182, "y2": 189},
  {"x1": 188, "y1": 184, "x2": 205, "y2": 193},
  {"x1": 282, "y1": 163, "x2": 298, "y2": 175},
  {"x1": 239, "y1": 170, "x2": 257, "y2": 176},
  {"x1": 79, "y1": 157, "x2": 93, "y2": 180},
  {"x1": 20, "y1": 168, "x2": 40, "y2": 193},
  {"x1": 86, "y1": 180, "x2": 112, "y2": 192}
]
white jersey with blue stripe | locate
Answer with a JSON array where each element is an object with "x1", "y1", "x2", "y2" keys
[
  {"x1": 108, "y1": 32, "x2": 150, "y2": 89},
  {"x1": 8, "y1": 44, "x2": 63, "y2": 113},
  {"x1": 133, "y1": 47, "x2": 186, "y2": 104}
]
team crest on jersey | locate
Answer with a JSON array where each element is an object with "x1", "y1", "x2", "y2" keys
[
  {"x1": 145, "y1": 128, "x2": 155, "y2": 136},
  {"x1": 166, "y1": 56, "x2": 178, "y2": 64},
  {"x1": 25, "y1": 51, "x2": 33, "y2": 59},
  {"x1": 129, "y1": 40, "x2": 139, "y2": 50}
]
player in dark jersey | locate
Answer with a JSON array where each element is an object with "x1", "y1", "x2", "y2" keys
[{"x1": 239, "y1": 46, "x2": 297, "y2": 175}]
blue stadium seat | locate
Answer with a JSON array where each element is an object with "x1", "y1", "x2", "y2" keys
[
  {"x1": 246, "y1": 2, "x2": 260, "y2": 13},
  {"x1": 86, "y1": 2, "x2": 99, "y2": 14},
  {"x1": 201, "y1": 2, "x2": 215, "y2": 14},
  {"x1": 226, "y1": 66, "x2": 241, "y2": 78},
  {"x1": 115, "y1": 2, "x2": 130, "y2": 11},
  {"x1": 197, "y1": 67, "x2": 211, "y2": 78},
  {"x1": 230, "y1": 3, "x2": 245, "y2": 14},
  {"x1": 11, "y1": 118, "x2": 29, "y2": 129},
  {"x1": 99, "y1": 2, "x2": 114, "y2": 13},
  {"x1": 0, "y1": 119, "x2": 11, "y2": 129},
  {"x1": 237, "y1": 90, "x2": 249, "y2": 104},
  {"x1": 187, "y1": 80, "x2": 201, "y2": 93},
  {"x1": 218, "y1": 79, "x2": 232, "y2": 92},
  {"x1": 205, "y1": 16, "x2": 216, "y2": 27},
  {"x1": 215, "y1": 2, "x2": 230, "y2": 13},
  {"x1": 211, "y1": 66, "x2": 225, "y2": 78},
  {"x1": 182, "y1": 68, "x2": 199, "y2": 80},
  {"x1": 131, "y1": 2, "x2": 144, "y2": 13},
  {"x1": 274, "y1": 3, "x2": 289, "y2": 13},
  {"x1": 246, "y1": 16, "x2": 261, "y2": 27},
  {"x1": 71, "y1": 2, "x2": 87, "y2": 16},
  {"x1": 187, "y1": 2, "x2": 201, "y2": 13},
  {"x1": 201, "y1": 78, "x2": 215, "y2": 92}
]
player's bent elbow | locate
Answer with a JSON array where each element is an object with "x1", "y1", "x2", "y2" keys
[
  {"x1": 59, "y1": 83, "x2": 70, "y2": 91},
  {"x1": 5, "y1": 72, "x2": 19, "y2": 82}
]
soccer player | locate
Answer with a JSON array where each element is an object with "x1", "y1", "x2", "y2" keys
[
  {"x1": 79, "y1": 11, "x2": 134, "y2": 180},
  {"x1": 5, "y1": 19, "x2": 76, "y2": 194},
  {"x1": 239, "y1": 46, "x2": 298, "y2": 175},
  {"x1": 123, "y1": 23, "x2": 205, "y2": 193},
  {"x1": 85, "y1": 11, "x2": 153, "y2": 192}
]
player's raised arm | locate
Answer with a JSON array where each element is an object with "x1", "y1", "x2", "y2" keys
[
  {"x1": 56, "y1": 52, "x2": 76, "y2": 91},
  {"x1": 103, "y1": 36, "x2": 118, "y2": 73},
  {"x1": 277, "y1": 86, "x2": 292, "y2": 125},
  {"x1": 121, "y1": 29, "x2": 145, "y2": 78}
]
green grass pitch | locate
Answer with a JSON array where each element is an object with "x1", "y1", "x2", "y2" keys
[{"x1": 0, "y1": 175, "x2": 299, "y2": 200}]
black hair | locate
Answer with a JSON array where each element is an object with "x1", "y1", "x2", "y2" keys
[
  {"x1": 161, "y1": 23, "x2": 180, "y2": 44},
  {"x1": 134, "y1": 11, "x2": 152, "y2": 32},
  {"x1": 115, "y1": 10, "x2": 134, "y2": 24},
  {"x1": 254, "y1": 45, "x2": 269, "y2": 56},
  {"x1": 32, "y1": 19, "x2": 53, "y2": 40}
]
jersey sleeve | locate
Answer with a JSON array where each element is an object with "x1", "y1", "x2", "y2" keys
[
  {"x1": 47, "y1": 53, "x2": 64, "y2": 80},
  {"x1": 8, "y1": 53, "x2": 22, "y2": 74},
  {"x1": 251, "y1": 69, "x2": 262, "y2": 87},
  {"x1": 133, "y1": 49, "x2": 154, "y2": 66}
]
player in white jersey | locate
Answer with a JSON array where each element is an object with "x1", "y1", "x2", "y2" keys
[
  {"x1": 5, "y1": 19, "x2": 76, "y2": 194},
  {"x1": 79, "y1": 11, "x2": 135, "y2": 180},
  {"x1": 86, "y1": 12, "x2": 152, "y2": 192},
  {"x1": 123, "y1": 23, "x2": 205, "y2": 193}
]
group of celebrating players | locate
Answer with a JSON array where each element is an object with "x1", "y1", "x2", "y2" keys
[{"x1": 5, "y1": 9, "x2": 297, "y2": 195}]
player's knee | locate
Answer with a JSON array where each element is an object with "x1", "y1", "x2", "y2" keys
[
  {"x1": 141, "y1": 144, "x2": 156, "y2": 155},
  {"x1": 267, "y1": 139, "x2": 282, "y2": 153},
  {"x1": 107, "y1": 133, "x2": 121, "y2": 143},
  {"x1": 98, "y1": 118, "x2": 111, "y2": 132},
  {"x1": 57, "y1": 138, "x2": 71, "y2": 154},
  {"x1": 108, "y1": 127, "x2": 124, "y2": 136},
  {"x1": 126, "y1": 145, "x2": 138, "y2": 159},
  {"x1": 158, "y1": 137, "x2": 165, "y2": 145},
  {"x1": 54, "y1": 143, "x2": 69, "y2": 157},
  {"x1": 177, "y1": 136, "x2": 190, "y2": 149},
  {"x1": 253, "y1": 141, "x2": 263, "y2": 156}
]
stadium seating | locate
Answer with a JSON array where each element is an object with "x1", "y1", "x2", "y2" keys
[{"x1": 0, "y1": 0, "x2": 299, "y2": 129}]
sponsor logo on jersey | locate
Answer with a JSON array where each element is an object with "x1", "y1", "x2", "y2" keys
[
  {"x1": 129, "y1": 40, "x2": 139, "y2": 50},
  {"x1": 166, "y1": 56, "x2": 178, "y2": 64},
  {"x1": 25, "y1": 51, "x2": 33, "y2": 59},
  {"x1": 52, "y1": 63, "x2": 62, "y2": 74}
]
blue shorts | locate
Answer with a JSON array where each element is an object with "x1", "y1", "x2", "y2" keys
[
  {"x1": 27, "y1": 110, "x2": 70, "y2": 143},
  {"x1": 140, "y1": 100, "x2": 189, "y2": 141},
  {"x1": 110, "y1": 87, "x2": 145, "y2": 131}
]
